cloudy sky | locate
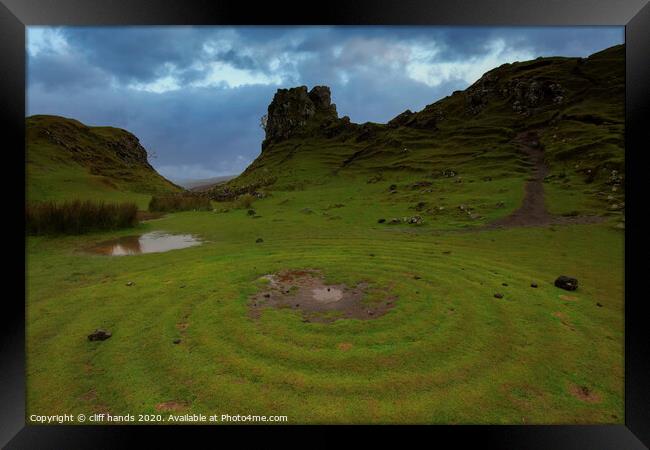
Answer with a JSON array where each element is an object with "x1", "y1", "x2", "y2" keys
[{"x1": 27, "y1": 26, "x2": 623, "y2": 181}]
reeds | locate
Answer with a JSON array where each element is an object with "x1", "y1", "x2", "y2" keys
[
  {"x1": 148, "y1": 193, "x2": 212, "y2": 212},
  {"x1": 26, "y1": 200, "x2": 139, "y2": 235}
]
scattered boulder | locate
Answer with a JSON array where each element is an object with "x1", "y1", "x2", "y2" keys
[
  {"x1": 88, "y1": 329, "x2": 112, "y2": 341},
  {"x1": 411, "y1": 181, "x2": 433, "y2": 189},
  {"x1": 389, "y1": 184, "x2": 397, "y2": 191},
  {"x1": 173, "y1": 338, "x2": 181, "y2": 344},
  {"x1": 247, "y1": 209, "x2": 256, "y2": 216},
  {"x1": 554, "y1": 276, "x2": 578, "y2": 291},
  {"x1": 126, "y1": 281, "x2": 135, "y2": 287},
  {"x1": 494, "y1": 293, "x2": 504, "y2": 299},
  {"x1": 256, "y1": 238, "x2": 264, "y2": 243},
  {"x1": 377, "y1": 218, "x2": 386, "y2": 223},
  {"x1": 531, "y1": 282, "x2": 538, "y2": 288}
]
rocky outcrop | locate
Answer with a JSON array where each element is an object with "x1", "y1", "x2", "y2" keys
[
  {"x1": 263, "y1": 85, "x2": 339, "y2": 147},
  {"x1": 464, "y1": 69, "x2": 565, "y2": 116}
]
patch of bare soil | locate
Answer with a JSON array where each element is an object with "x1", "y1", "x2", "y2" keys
[
  {"x1": 485, "y1": 130, "x2": 604, "y2": 229},
  {"x1": 249, "y1": 269, "x2": 396, "y2": 323},
  {"x1": 568, "y1": 383, "x2": 602, "y2": 403},
  {"x1": 155, "y1": 401, "x2": 190, "y2": 412},
  {"x1": 136, "y1": 211, "x2": 166, "y2": 221}
]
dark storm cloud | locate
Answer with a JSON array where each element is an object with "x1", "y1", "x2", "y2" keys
[{"x1": 27, "y1": 26, "x2": 623, "y2": 180}]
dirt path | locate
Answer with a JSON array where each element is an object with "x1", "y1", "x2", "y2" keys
[{"x1": 484, "y1": 130, "x2": 603, "y2": 230}]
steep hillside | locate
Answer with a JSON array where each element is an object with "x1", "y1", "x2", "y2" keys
[
  {"x1": 213, "y1": 45, "x2": 623, "y2": 222},
  {"x1": 26, "y1": 115, "x2": 182, "y2": 207}
]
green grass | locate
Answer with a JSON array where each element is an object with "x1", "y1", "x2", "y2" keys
[{"x1": 26, "y1": 176, "x2": 624, "y2": 424}]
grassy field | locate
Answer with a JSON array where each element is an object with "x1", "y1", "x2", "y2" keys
[{"x1": 26, "y1": 175, "x2": 624, "y2": 424}]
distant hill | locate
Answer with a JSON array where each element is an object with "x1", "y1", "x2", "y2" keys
[
  {"x1": 176, "y1": 175, "x2": 237, "y2": 192},
  {"x1": 211, "y1": 44, "x2": 623, "y2": 203},
  {"x1": 26, "y1": 115, "x2": 183, "y2": 207}
]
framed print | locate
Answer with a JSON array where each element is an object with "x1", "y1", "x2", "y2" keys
[{"x1": 2, "y1": 0, "x2": 649, "y2": 447}]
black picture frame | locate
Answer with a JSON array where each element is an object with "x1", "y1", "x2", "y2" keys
[{"x1": 2, "y1": 0, "x2": 648, "y2": 448}]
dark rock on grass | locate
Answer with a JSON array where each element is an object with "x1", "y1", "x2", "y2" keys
[
  {"x1": 412, "y1": 181, "x2": 433, "y2": 189},
  {"x1": 377, "y1": 218, "x2": 386, "y2": 223},
  {"x1": 88, "y1": 329, "x2": 112, "y2": 341},
  {"x1": 531, "y1": 282, "x2": 538, "y2": 288},
  {"x1": 555, "y1": 276, "x2": 578, "y2": 291},
  {"x1": 126, "y1": 281, "x2": 135, "y2": 286},
  {"x1": 502, "y1": 283, "x2": 508, "y2": 286},
  {"x1": 173, "y1": 338, "x2": 181, "y2": 344},
  {"x1": 247, "y1": 209, "x2": 256, "y2": 216},
  {"x1": 408, "y1": 215, "x2": 423, "y2": 224},
  {"x1": 256, "y1": 238, "x2": 264, "y2": 243},
  {"x1": 415, "y1": 201, "x2": 427, "y2": 211},
  {"x1": 389, "y1": 184, "x2": 397, "y2": 191},
  {"x1": 597, "y1": 302, "x2": 603, "y2": 307},
  {"x1": 494, "y1": 293, "x2": 504, "y2": 299}
]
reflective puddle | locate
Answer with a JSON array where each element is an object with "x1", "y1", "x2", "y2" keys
[{"x1": 88, "y1": 231, "x2": 201, "y2": 256}]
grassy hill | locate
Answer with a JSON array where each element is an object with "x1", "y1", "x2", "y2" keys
[
  {"x1": 27, "y1": 115, "x2": 182, "y2": 209},
  {"x1": 215, "y1": 44, "x2": 623, "y2": 224}
]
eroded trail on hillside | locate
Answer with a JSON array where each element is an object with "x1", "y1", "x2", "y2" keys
[{"x1": 483, "y1": 130, "x2": 603, "y2": 230}]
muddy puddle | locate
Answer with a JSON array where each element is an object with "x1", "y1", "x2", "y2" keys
[
  {"x1": 87, "y1": 231, "x2": 201, "y2": 256},
  {"x1": 249, "y1": 269, "x2": 396, "y2": 323}
]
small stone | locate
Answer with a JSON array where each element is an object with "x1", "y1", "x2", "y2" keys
[
  {"x1": 531, "y1": 283, "x2": 538, "y2": 288},
  {"x1": 263, "y1": 293, "x2": 270, "y2": 298},
  {"x1": 173, "y1": 338, "x2": 181, "y2": 344},
  {"x1": 247, "y1": 209, "x2": 256, "y2": 216},
  {"x1": 596, "y1": 302, "x2": 603, "y2": 307},
  {"x1": 414, "y1": 275, "x2": 421, "y2": 280},
  {"x1": 494, "y1": 293, "x2": 504, "y2": 299},
  {"x1": 88, "y1": 329, "x2": 112, "y2": 341},
  {"x1": 126, "y1": 281, "x2": 134, "y2": 286},
  {"x1": 378, "y1": 218, "x2": 386, "y2": 223},
  {"x1": 256, "y1": 238, "x2": 264, "y2": 243},
  {"x1": 555, "y1": 276, "x2": 578, "y2": 291},
  {"x1": 368, "y1": 310, "x2": 374, "y2": 315},
  {"x1": 502, "y1": 283, "x2": 508, "y2": 286}
]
